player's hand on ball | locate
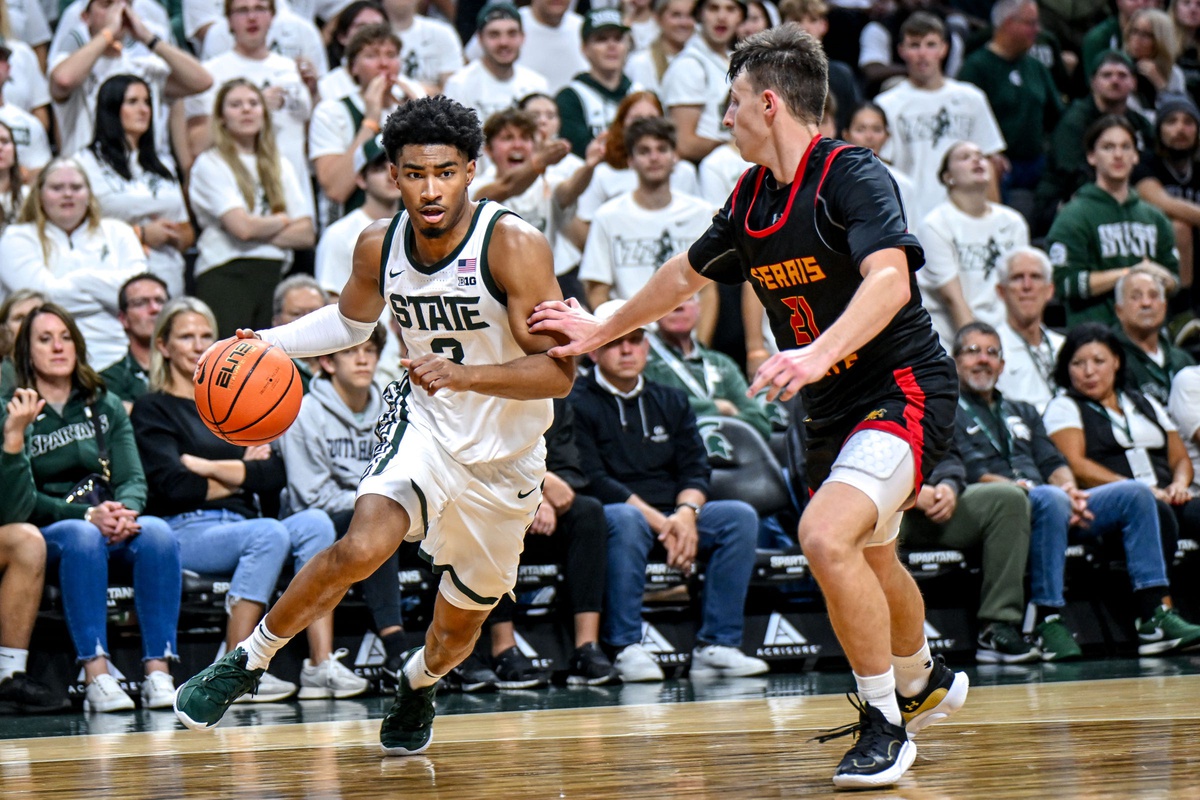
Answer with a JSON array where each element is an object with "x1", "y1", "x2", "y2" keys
[{"x1": 402, "y1": 354, "x2": 469, "y2": 396}]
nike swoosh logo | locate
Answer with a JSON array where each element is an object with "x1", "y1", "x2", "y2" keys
[
  {"x1": 388, "y1": 267, "x2": 406, "y2": 278},
  {"x1": 966, "y1": 425, "x2": 981, "y2": 434},
  {"x1": 517, "y1": 487, "x2": 538, "y2": 499}
]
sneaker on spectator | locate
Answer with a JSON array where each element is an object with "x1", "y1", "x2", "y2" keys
[
  {"x1": 0, "y1": 673, "x2": 67, "y2": 714},
  {"x1": 1035, "y1": 615, "x2": 1083, "y2": 662},
  {"x1": 817, "y1": 695, "x2": 916, "y2": 789},
  {"x1": 613, "y1": 643, "x2": 664, "y2": 683},
  {"x1": 83, "y1": 674, "x2": 135, "y2": 713},
  {"x1": 232, "y1": 670, "x2": 297, "y2": 704},
  {"x1": 976, "y1": 621, "x2": 1041, "y2": 664},
  {"x1": 491, "y1": 646, "x2": 550, "y2": 689},
  {"x1": 140, "y1": 671, "x2": 177, "y2": 709},
  {"x1": 897, "y1": 654, "x2": 969, "y2": 738},
  {"x1": 566, "y1": 643, "x2": 621, "y2": 686},
  {"x1": 444, "y1": 653, "x2": 500, "y2": 693},
  {"x1": 689, "y1": 644, "x2": 769, "y2": 678},
  {"x1": 299, "y1": 649, "x2": 369, "y2": 699},
  {"x1": 1136, "y1": 605, "x2": 1200, "y2": 655}
]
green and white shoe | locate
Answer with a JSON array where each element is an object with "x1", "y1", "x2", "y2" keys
[
  {"x1": 380, "y1": 649, "x2": 438, "y2": 756},
  {"x1": 174, "y1": 647, "x2": 264, "y2": 731}
]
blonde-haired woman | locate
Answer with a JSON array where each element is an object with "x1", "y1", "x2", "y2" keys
[
  {"x1": 0, "y1": 158, "x2": 144, "y2": 371},
  {"x1": 1125, "y1": 8, "x2": 1187, "y2": 121},
  {"x1": 189, "y1": 79, "x2": 314, "y2": 338}
]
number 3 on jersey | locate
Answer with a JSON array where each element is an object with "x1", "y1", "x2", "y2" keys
[
  {"x1": 781, "y1": 296, "x2": 820, "y2": 346},
  {"x1": 431, "y1": 337, "x2": 465, "y2": 364}
]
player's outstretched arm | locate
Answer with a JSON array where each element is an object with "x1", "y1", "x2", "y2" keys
[
  {"x1": 528, "y1": 250, "x2": 711, "y2": 358},
  {"x1": 404, "y1": 216, "x2": 575, "y2": 400},
  {"x1": 247, "y1": 221, "x2": 391, "y2": 357}
]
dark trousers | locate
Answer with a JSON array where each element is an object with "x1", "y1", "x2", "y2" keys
[
  {"x1": 195, "y1": 258, "x2": 284, "y2": 338},
  {"x1": 329, "y1": 509, "x2": 405, "y2": 632}
]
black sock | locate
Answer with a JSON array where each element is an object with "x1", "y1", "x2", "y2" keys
[
  {"x1": 381, "y1": 630, "x2": 407, "y2": 661},
  {"x1": 1135, "y1": 589, "x2": 1166, "y2": 622}
]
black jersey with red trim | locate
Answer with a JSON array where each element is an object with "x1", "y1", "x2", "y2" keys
[{"x1": 686, "y1": 135, "x2": 945, "y2": 424}]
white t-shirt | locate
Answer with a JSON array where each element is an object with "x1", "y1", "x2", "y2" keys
[
  {"x1": 50, "y1": 45, "x2": 171, "y2": 160},
  {"x1": 3, "y1": 40, "x2": 52, "y2": 115},
  {"x1": 624, "y1": 48, "x2": 670, "y2": 96},
  {"x1": 629, "y1": 18, "x2": 659, "y2": 52},
  {"x1": 579, "y1": 190, "x2": 713, "y2": 298},
  {"x1": 472, "y1": 156, "x2": 582, "y2": 275},
  {"x1": 995, "y1": 322, "x2": 1065, "y2": 414},
  {"x1": 0, "y1": 217, "x2": 145, "y2": 369},
  {"x1": 876, "y1": 79, "x2": 1006, "y2": 222},
  {"x1": 1043, "y1": 391, "x2": 1175, "y2": 449},
  {"x1": 199, "y1": 5, "x2": 328, "y2": 78},
  {"x1": 186, "y1": 50, "x2": 315, "y2": 216},
  {"x1": 858, "y1": 19, "x2": 964, "y2": 78},
  {"x1": 309, "y1": 89, "x2": 399, "y2": 161},
  {"x1": 50, "y1": 0, "x2": 170, "y2": 64},
  {"x1": 7, "y1": 0, "x2": 53, "y2": 47},
  {"x1": 917, "y1": 200, "x2": 1029, "y2": 350},
  {"x1": 314, "y1": 207, "x2": 373, "y2": 295},
  {"x1": 75, "y1": 147, "x2": 188, "y2": 297},
  {"x1": 698, "y1": 143, "x2": 749, "y2": 207},
  {"x1": 0, "y1": 103, "x2": 51, "y2": 171},
  {"x1": 576, "y1": 159, "x2": 699, "y2": 221},
  {"x1": 660, "y1": 35, "x2": 732, "y2": 145},
  {"x1": 464, "y1": 7, "x2": 587, "y2": 95},
  {"x1": 394, "y1": 14, "x2": 464, "y2": 87},
  {"x1": 189, "y1": 150, "x2": 311, "y2": 276},
  {"x1": 442, "y1": 61, "x2": 549, "y2": 124},
  {"x1": 318, "y1": 65, "x2": 356, "y2": 103},
  {"x1": 1167, "y1": 365, "x2": 1200, "y2": 492}
]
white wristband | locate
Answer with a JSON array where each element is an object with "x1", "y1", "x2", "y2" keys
[{"x1": 256, "y1": 304, "x2": 376, "y2": 359}]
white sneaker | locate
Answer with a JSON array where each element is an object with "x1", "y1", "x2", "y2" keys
[
  {"x1": 689, "y1": 645, "x2": 770, "y2": 678},
  {"x1": 232, "y1": 671, "x2": 297, "y2": 704},
  {"x1": 83, "y1": 674, "x2": 135, "y2": 713},
  {"x1": 299, "y1": 649, "x2": 369, "y2": 699},
  {"x1": 613, "y1": 644, "x2": 664, "y2": 683},
  {"x1": 140, "y1": 671, "x2": 176, "y2": 709}
]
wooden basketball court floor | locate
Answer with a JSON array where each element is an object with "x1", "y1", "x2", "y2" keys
[{"x1": 3, "y1": 661, "x2": 1199, "y2": 800}]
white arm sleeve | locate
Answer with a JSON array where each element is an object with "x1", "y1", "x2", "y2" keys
[{"x1": 257, "y1": 303, "x2": 376, "y2": 358}]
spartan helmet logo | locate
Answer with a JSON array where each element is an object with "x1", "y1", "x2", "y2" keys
[{"x1": 698, "y1": 418, "x2": 734, "y2": 462}]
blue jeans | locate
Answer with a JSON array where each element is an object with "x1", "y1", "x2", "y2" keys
[
  {"x1": 164, "y1": 508, "x2": 335, "y2": 606},
  {"x1": 602, "y1": 500, "x2": 758, "y2": 648},
  {"x1": 42, "y1": 516, "x2": 181, "y2": 663},
  {"x1": 1028, "y1": 481, "x2": 1169, "y2": 608}
]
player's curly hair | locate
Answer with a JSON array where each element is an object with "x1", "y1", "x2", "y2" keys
[{"x1": 382, "y1": 96, "x2": 484, "y2": 164}]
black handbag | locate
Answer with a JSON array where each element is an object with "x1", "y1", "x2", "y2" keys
[{"x1": 63, "y1": 404, "x2": 115, "y2": 506}]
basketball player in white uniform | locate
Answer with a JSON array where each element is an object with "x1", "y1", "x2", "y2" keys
[{"x1": 173, "y1": 96, "x2": 575, "y2": 756}]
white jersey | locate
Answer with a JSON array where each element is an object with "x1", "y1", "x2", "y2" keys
[{"x1": 380, "y1": 200, "x2": 552, "y2": 463}]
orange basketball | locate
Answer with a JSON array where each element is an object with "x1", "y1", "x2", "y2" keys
[{"x1": 194, "y1": 337, "x2": 303, "y2": 446}]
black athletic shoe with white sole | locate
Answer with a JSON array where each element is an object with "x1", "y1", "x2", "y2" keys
[{"x1": 815, "y1": 695, "x2": 916, "y2": 790}]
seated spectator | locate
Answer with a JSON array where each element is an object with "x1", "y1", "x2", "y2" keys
[
  {"x1": 195, "y1": 0, "x2": 326, "y2": 93},
  {"x1": 1168, "y1": 362, "x2": 1200, "y2": 494},
  {"x1": 779, "y1": 0, "x2": 860, "y2": 137},
  {"x1": 954, "y1": 321, "x2": 1200, "y2": 659},
  {"x1": 462, "y1": 0, "x2": 586, "y2": 95},
  {"x1": 4, "y1": 303, "x2": 182, "y2": 711},
  {"x1": 993, "y1": 247, "x2": 1065, "y2": 413},
  {"x1": 1131, "y1": 94, "x2": 1200, "y2": 310},
  {"x1": 918, "y1": 140, "x2": 1030, "y2": 351},
  {"x1": 0, "y1": 398, "x2": 59, "y2": 712},
  {"x1": 1123, "y1": 8, "x2": 1185, "y2": 120},
  {"x1": 645, "y1": 293, "x2": 776, "y2": 440},
  {"x1": 1114, "y1": 269, "x2": 1194, "y2": 405},
  {"x1": 570, "y1": 300, "x2": 768, "y2": 682},
  {"x1": 279, "y1": 325, "x2": 409, "y2": 682},
  {"x1": 660, "y1": 0, "x2": 742, "y2": 164},
  {"x1": 76, "y1": 76, "x2": 191, "y2": 298},
  {"x1": 183, "y1": 0, "x2": 313, "y2": 215},
  {"x1": 1035, "y1": 51, "x2": 1154, "y2": 233},
  {"x1": 0, "y1": 290, "x2": 44, "y2": 397},
  {"x1": 0, "y1": 122, "x2": 26, "y2": 228},
  {"x1": 876, "y1": 12, "x2": 1007, "y2": 224},
  {"x1": 1045, "y1": 322, "x2": 1200, "y2": 567},
  {"x1": 48, "y1": 0, "x2": 211, "y2": 160},
  {"x1": 0, "y1": 158, "x2": 145, "y2": 370},
  {"x1": 579, "y1": 118, "x2": 712, "y2": 311},
  {"x1": 555, "y1": 9, "x2": 636, "y2": 159},
  {"x1": 1047, "y1": 115, "x2": 1179, "y2": 327},
  {"x1": 191, "y1": 79, "x2": 315, "y2": 337},
  {"x1": 132, "y1": 298, "x2": 364, "y2": 701},
  {"x1": 318, "y1": 1, "x2": 388, "y2": 103},
  {"x1": 624, "y1": 0, "x2": 697, "y2": 95},
  {"x1": 443, "y1": 1, "x2": 549, "y2": 124},
  {"x1": 0, "y1": 54, "x2": 50, "y2": 180},
  {"x1": 99, "y1": 274, "x2": 169, "y2": 411},
  {"x1": 899, "y1": 446, "x2": 1038, "y2": 663}
]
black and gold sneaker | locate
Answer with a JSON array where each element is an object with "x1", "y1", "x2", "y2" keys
[
  {"x1": 897, "y1": 654, "x2": 969, "y2": 737},
  {"x1": 815, "y1": 694, "x2": 916, "y2": 790}
]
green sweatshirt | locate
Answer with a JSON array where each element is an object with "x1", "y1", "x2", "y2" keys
[
  {"x1": 0, "y1": 388, "x2": 149, "y2": 525},
  {"x1": 1046, "y1": 183, "x2": 1178, "y2": 326}
]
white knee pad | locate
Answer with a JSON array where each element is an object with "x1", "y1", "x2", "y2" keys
[{"x1": 826, "y1": 429, "x2": 915, "y2": 547}]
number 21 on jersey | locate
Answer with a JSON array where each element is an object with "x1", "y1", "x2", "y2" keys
[{"x1": 781, "y1": 296, "x2": 820, "y2": 346}]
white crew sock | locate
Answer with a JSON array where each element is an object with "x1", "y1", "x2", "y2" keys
[
  {"x1": 892, "y1": 639, "x2": 934, "y2": 698},
  {"x1": 854, "y1": 667, "x2": 902, "y2": 727},
  {"x1": 0, "y1": 647, "x2": 28, "y2": 681},
  {"x1": 403, "y1": 647, "x2": 445, "y2": 689},
  {"x1": 239, "y1": 621, "x2": 291, "y2": 671}
]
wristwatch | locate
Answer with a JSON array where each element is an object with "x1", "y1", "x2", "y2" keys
[{"x1": 675, "y1": 501, "x2": 702, "y2": 516}]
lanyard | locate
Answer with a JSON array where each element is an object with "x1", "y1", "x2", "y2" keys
[
  {"x1": 958, "y1": 396, "x2": 1010, "y2": 459},
  {"x1": 1085, "y1": 395, "x2": 1134, "y2": 446},
  {"x1": 1020, "y1": 327, "x2": 1057, "y2": 395},
  {"x1": 648, "y1": 334, "x2": 713, "y2": 399}
]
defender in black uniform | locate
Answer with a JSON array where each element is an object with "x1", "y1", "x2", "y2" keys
[{"x1": 531, "y1": 24, "x2": 968, "y2": 789}]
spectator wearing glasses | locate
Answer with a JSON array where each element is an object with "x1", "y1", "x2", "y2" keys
[{"x1": 100, "y1": 273, "x2": 169, "y2": 411}]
